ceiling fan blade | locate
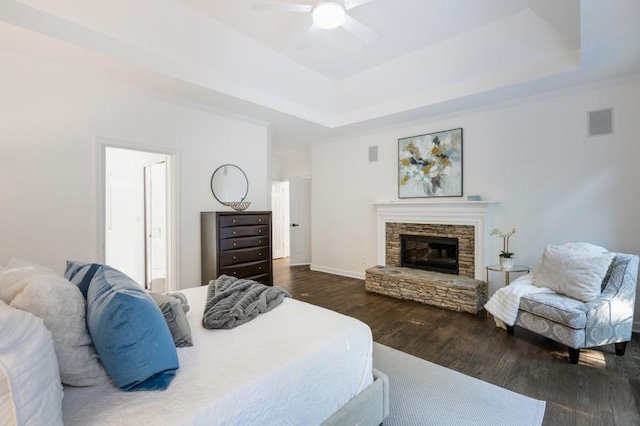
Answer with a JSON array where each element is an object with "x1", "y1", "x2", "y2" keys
[
  {"x1": 296, "y1": 25, "x2": 321, "y2": 50},
  {"x1": 344, "y1": 0, "x2": 375, "y2": 10},
  {"x1": 252, "y1": 2, "x2": 313, "y2": 13},
  {"x1": 341, "y1": 15, "x2": 378, "y2": 44}
]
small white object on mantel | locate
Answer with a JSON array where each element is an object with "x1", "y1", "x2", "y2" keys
[{"x1": 374, "y1": 199, "x2": 500, "y2": 280}]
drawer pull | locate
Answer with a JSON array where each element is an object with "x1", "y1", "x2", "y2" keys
[
  {"x1": 233, "y1": 243, "x2": 236, "y2": 246},
  {"x1": 233, "y1": 272, "x2": 237, "y2": 275},
  {"x1": 233, "y1": 219, "x2": 236, "y2": 223},
  {"x1": 233, "y1": 256, "x2": 237, "y2": 260},
  {"x1": 258, "y1": 267, "x2": 262, "y2": 270},
  {"x1": 233, "y1": 231, "x2": 236, "y2": 235},
  {"x1": 258, "y1": 219, "x2": 262, "y2": 222},
  {"x1": 258, "y1": 240, "x2": 262, "y2": 244},
  {"x1": 258, "y1": 230, "x2": 262, "y2": 233},
  {"x1": 258, "y1": 252, "x2": 262, "y2": 256}
]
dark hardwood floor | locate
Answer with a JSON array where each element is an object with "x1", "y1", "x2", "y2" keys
[{"x1": 273, "y1": 259, "x2": 640, "y2": 426}]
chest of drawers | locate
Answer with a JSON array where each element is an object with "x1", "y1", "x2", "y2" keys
[{"x1": 201, "y1": 211, "x2": 273, "y2": 286}]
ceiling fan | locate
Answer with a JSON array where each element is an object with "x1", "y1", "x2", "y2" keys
[{"x1": 252, "y1": 0, "x2": 378, "y2": 46}]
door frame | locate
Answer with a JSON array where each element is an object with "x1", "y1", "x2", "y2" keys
[{"x1": 96, "y1": 137, "x2": 180, "y2": 291}]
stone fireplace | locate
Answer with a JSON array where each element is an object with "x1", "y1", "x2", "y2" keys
[
  {"x1": 365, "y1": 201, "x2": 496, "y2": 314},
  {"x1": 375, "y1": 200, "x2": 496, "y2": 279}
]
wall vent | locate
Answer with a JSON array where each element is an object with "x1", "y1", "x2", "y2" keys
[
  {"x1": 588, "y1": 108, "x2": 613, "y2": 136},
  {"x1": 368, "y1": 145, "x2": 378, "y2": 162}
]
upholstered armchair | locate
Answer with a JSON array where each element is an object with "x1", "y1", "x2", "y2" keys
[{"x1": 507, "y1": 253, "x2": 639, "y2": 364}]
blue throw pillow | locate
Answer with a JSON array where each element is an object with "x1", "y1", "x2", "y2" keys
[
  {"x1": 65, "y1": 261, "x2": 179, "y2": 391},
  {"x1": 64, "y1": 261, "x2": 100, "y2": 299}
]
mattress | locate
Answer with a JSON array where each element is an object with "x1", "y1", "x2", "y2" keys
[{"x1": 62, "y1": 286, "x2": 373, "y2": 425}]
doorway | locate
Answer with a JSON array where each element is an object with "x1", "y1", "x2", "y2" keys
[
  {"x1": 271, "y1": 177, "x2": 311, "y2": 266},
  {"x1": 104, "y1": 146, "x2": 172, "y2": 291}
]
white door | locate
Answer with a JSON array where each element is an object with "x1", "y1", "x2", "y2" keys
[
  {"x1": 144, "y1": 161, "x2": 167, "y2": 292},
  {"x1": 271, "y1": 182, "x2": 286, "y2": 259},
  {"x1": 289, "y1": 177, "x2": 311, "y2": 265}
]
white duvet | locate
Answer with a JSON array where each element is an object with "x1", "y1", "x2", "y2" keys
[{"x1": 62, "y1": 286, "x2": 373, "y2": 425}]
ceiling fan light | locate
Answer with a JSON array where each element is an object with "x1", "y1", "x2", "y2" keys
[{"x1": 313, "y1": 2, "x2": 346, "y2": 29}]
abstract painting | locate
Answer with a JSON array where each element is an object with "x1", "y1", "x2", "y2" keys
[{"x1": 398, "y1": 128, "x2": 463, "y2": 198}]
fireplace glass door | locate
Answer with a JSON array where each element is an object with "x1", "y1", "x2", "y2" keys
[{"x1": 401, "y1": 235, "x2": 459, "y2": 275}]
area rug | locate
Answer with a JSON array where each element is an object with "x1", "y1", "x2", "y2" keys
[{"x1": 372, "y1": 343, "x2": 546, "y2": 426}]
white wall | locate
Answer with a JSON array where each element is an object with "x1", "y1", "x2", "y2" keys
[
  {"x1": 273, "y1": 149, "x2": 311, "y2": 181},
  {"x1": 0, "y1": 50, "x2": 269, "y2": 289},
  {"x1": 312, "y1": 76, "x2": 640, "y2": 321}
]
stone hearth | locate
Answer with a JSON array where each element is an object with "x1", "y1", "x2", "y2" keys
[{"x1": 365, "y1": 266, "x2": 488, "y2": 314}]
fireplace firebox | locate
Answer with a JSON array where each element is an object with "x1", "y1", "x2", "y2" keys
[{"x1": 401, "y1": 235, "x2": 459, "y2": 275}]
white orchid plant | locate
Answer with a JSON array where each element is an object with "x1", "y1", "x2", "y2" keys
[{"x1": 490, "y1": 227, "x2": 516, "y2": 258}]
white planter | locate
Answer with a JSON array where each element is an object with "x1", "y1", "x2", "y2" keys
[{"x1": 500, "y1": 257, "x2": 514, "y2": 269}]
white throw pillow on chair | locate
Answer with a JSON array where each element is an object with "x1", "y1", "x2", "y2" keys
[{"x1": 533, "y1": 242, "x2": 615, "y2": 302}]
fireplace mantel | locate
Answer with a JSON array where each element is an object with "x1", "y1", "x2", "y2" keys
[{"x1": 374, "y1": 200, "x2": 499, "y2": 280}]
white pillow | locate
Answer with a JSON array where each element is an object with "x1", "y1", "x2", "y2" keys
[
  {"x1": 0, "y1": 300, "x2": 63, "y2": 426},
  {"x1": 1, "y1": 257, "x2": 109, "y2": 386},
  {"x1": 551, "y1": 242, "x2": 609, "y2": 254},
  {"x1": 0, "y1": 257, "x2": 57, "y2": 304},
  {"x1": 533, "y1": 243, "x2": 615, "y2": 302},
  {"x1": 10, "y1": 275, "x2": 110, "y2": 387}
]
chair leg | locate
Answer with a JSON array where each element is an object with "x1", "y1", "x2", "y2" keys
[
  {"x1": 506, "y1": 325, "x2": 514, "y2": 335},
  {"x1": 615, "y1": 342, "x2": 628, "y2": 356},
  {"x1": 568, "y1": 347, "x2": 580, "y2": 364}
]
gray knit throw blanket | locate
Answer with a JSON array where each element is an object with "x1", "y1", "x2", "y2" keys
[{"x1": 202, "y1": 275, "x2": 290, "y2": 330}]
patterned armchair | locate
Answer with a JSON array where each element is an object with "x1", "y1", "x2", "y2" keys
[{"x1": 507, "y1": 253, "x2": 639, "y2": 364}]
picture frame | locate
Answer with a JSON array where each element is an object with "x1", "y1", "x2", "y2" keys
[{"x1": 398, "y1": 128, "x2": 463, "y2": 198}]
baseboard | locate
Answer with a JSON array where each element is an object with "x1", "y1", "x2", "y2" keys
[
  {"x1": 289, "y1": 262, "x2": 311, "y2": 267},
  {"x1": 310, "y1": 264, "x2": 365, "y2": 280}
]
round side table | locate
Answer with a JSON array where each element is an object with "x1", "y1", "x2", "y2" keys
[{"x1": 486, "y1": 264, "x2": 530, "y2": 286}]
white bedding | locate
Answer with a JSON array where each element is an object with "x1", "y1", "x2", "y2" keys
[{"x1": 62, "y1": 286, "x2": 373, "y2": 425}]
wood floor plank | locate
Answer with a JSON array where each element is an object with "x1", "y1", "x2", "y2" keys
[{"x1": 273, "y1": 259, "x2": 640, "y2": 425}]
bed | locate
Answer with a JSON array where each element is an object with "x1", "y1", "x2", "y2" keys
[{"x1": 1, "y1": 259, "x2": 389, "y2": 426}]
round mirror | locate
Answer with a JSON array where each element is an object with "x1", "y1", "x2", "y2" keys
[{"x1": 210, "y1": 164, "x2": 248, "y2": 205}]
